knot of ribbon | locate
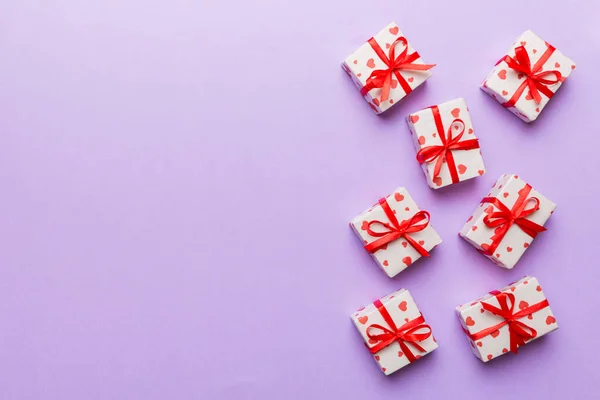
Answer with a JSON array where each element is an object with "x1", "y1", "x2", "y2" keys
[
  {"x1": 469, "y1": 291, "x2": 549, "y2": 354},
  {"x1": 480, "y1": 183, "x2": 546, "y2": 256},
  {"x1": 415, "y1": 105, "x2": 480, "y2": 184},
  {"x1": 367, "y1": 299, "x2": 432, "y2": 362},
  {"x1": 364, "y1": 197, "x2": 430, "y2": 257},
  {"x1": 501, "y1": 44, "x2": 562, "y2": 108},
  {"x1": 360, "y1": 36, "x2": 436, "y2": 102}
]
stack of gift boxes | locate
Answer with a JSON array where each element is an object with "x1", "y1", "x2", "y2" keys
[{"x1": 343, "y1": 22, "x2": 573, "y2": 375}]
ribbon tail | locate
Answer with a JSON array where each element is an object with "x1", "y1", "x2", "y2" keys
[{"x1": 399, "y1": 340, "x2": 417, "y2": 363}]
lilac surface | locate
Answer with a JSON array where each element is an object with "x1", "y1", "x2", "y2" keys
[{"x1": 0, "y1": 1, "x2": 599, "y2": 399}]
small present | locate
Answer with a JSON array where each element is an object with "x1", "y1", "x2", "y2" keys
[
  {"x1": 459, "y1": 174, "x2": 556, "y2": 269},
  {"x1": 342, "y1": 22, "x2": 435, "y2": 114},
  {"x1": 481, "y1": 30, "x2": 576, "y2": 122},
  {"x1": 352, "y1": 288, "x2": 438, "y2": 375},
  {"x1": 406, "y1": 98, "x2": 485, "y2": 189},
  {"x1": 350, "y1": 187, "x2": 442, "y2": 278},
  {"x1": 456, "y1": 276, "x2": 558, "y2": 362}
]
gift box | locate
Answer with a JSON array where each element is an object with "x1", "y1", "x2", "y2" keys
[
  {"x1": 406, "y1": 98, "x2": 485, "y2": 189},
  {"x1": 350, "y1": 187, "x2": 442, "y2": 278},
  {"x1": 456, "y1": 276, "x2": 558, "y2": 362},
  {"x1": 352, "y1": 288, "x2": 438, "y2": 375},
  {"x1": 481, "y1": 30, "x2": 576, "y2": 122},
  {"x1": 459, "y1": 174, "x2": 556, "y2": 269},
  {"x1": 342, "y1": 22, "x2": 435, "y2": 114}
]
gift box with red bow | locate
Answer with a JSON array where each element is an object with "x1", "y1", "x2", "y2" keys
[
  {"x1": 406, "y1": 98, "x2": 486, "y2": 189},
  {"x1": 350, "y1": 187, "x2": 442, "y2": 278},
  {"x1": 352, "y1": 289, "x2": 438, "y2": 375},
  {"x1": 459, "y1": 174, "x2": 556, "y2": 269},
  {"x1": 456, "y1": 276, "x2": 558, "y2": 362},
  {"x1": 342, "y1": 22, "x2": 435, "y2": 114},
  {"x1": 481, "y1": 30, "x2": 576, "y2": 122}
]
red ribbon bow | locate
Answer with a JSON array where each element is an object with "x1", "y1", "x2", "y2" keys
[
  {"x1": 469, "y1": 291, "x2": 549, "y2": 354},
  {"x1": 416, "y1": 106, "x2": 480, "y2": 185},
  {"x1": 501, "y1": 44, "x2": 562, "y2": 108},
  {"x1": 360, "y1": 36, "x2": 436, "y2": 102},
  {"x1": 480, "y1": 183, "x2": 546, "y2": 256},
  {"x1": 367, "y1": 299, "x2": 432, "y2": 362},
  {"x1": 363, "y1": 197, "x2": 430, "y2": 257}
]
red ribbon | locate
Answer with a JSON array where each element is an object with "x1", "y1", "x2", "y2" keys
[
  {"x1": 501, "y1": 44, "x2": 562, "y2": 108},
  {"x1": 367, "y1": 299, "x2": 432, "y2": 362},
  {"x1": 360, "y1": 36, "x2": 436, "y2": 102},
  {"x1": 416, "y1": 106, "x2": 480, "y2": 184},
  {"x1": 364, "y1": 198, "x2": 430, "y2": 257},
  {"x1": 480, "y1": 183, "x2": 546, "y2": 256},
  {"x1": 468, "y1": 291, "x2": 549, "y2": 353}
]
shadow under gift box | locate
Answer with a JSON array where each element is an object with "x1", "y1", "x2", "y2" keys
[
  {"x1": 456, "y1": 276, "x2": 558, "y2": 362},
  {"x1": 459, "y1": 174, "x2": 556, "y2": 269},
  {"x1": 350, "y1": 187, "x2": 442, "y2": 278},
  {"x1": 480, "y1": 30, "x2": 576, "y2": 123},
  {"x1": 352, "y1": 288, "x2": 438, "y2": 375},
  {"x1": 342, "y1": 21, "x2": 435, "y2": 114}
]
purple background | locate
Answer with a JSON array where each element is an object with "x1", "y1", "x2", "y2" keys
[{"x1": 0, "y1": 1, "x2": 599, "y2": 399}]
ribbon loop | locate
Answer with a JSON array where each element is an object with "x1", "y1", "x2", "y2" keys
[
  {"x1": 360, "y1": 36, "x2": 436, "y2": 102},
  {"x1": 415, "y1": 106, "x2": 480, "y2": 185},
  {"x1": 363, "y1": 198, "x2": 431, "y2": 258}
]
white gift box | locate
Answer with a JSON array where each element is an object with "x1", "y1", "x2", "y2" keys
[
  {"x1": 456, "y1": 276, "x2": 558, "y2": 362},
  {"x1": 406, "y1": 98, "x2": 486, "y2": 189},
  {"x1": 350, "y1": 187, "x2": 442, "y2": 278},
  {"x1": 342, "y1": 22, "x2": 435, "y2": 114},
  {"x1": 481, "y1": 30, "x2": 576, "y2": 122},
  {"x1": 459, "y1": 174, "x2": 556, "y2": 269},
  {"x1": 352, "y1": 289, "x2": 438, "y2": 375}
]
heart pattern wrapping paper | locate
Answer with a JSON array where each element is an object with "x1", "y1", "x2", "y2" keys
[
  {"x1": 456, "y1": 276, "x2": 558, "y2": 362},
  {"x1": 406, "y1": 98, "x2": 486, "y2": 189},
  {"x1": 481, "y1": 30, "x2": 576, "y2": 122},
  {"x1": 352, "y1": 289, "x2": 438, "y2": 375},
  {"x1": 342, "y1": 22, "x2": 434, "y2": 114},
  {"x1": 350, "y1": 187, "x2": 442, "y2": 278},
  {"x1": 459, "y1": 174, "x2": 556, "y2": 269}
]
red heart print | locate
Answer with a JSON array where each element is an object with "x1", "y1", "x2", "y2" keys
[
  {"x1": 367, "y1": 58, "x2": 376, "y2": 68},
  {"x1": 466, "y1": 317, "x2": 475, "y2": 326},
  {"x1": 389, "y1": 26, "x2": 399, "y2": 35},
  {"x1": 398, "y1": 301, "x2": 408, "y2": 311},
  {"x1": 478, "y1": 170, "x2": 485, "y2": 176},
  {"x1": 480, "y1": 308, "x2": 485, "y2": 313},
  {"x1": 520, "y1": 41, "x2": 526, "y2": 46},
  {"x1": 523, "y1": 280, "x2": 528, "y2": 284},
  {"x1": 495, "y1": 253, "x2": 500, "y2": 258},
  {"x1": 503, "y1": 192, "x2": 509, "y2": 198},
  {"x1": 527, "y1": 314, "x2": 533, "y2": 320},
  {"x1": 490, "y1": 330, "x2": 500, "y2": 338},
  {"x1": 487, "y1": 354, "x2": 493, "y2": 361},
  {"x1": 404, "y1": 207, "x2": 410, "y2": 211},
  {"x1": 502, "y1": 348, "x2": 508, "y2": 353},
  {"x1": 477, "y1": 342, "x2": 482, "y2": 347},
  {"x1": 402, "y1": 257, "x2": 412, "y2": 266},
  {"x1": 536, "y1": 285, "x2": 542, "y2": 292},
  {"x1": 353, "y1": 60, "x2": 358, "y2": 64},
  {"x1": 510, "y1": 287, "x2": 516, "y2": 292},
  {"x1": 382, "y1": 367, "x2": 387, "y2": 373},
  {"x1": 404, "y1": 318, "x2": 409, "y2": 323},
  {"x1": 524, "y1": 243, "x2": 529, "y2": 248},
  {"x1": 468, "y1": 128, "x2": 473, "y2": 134},
  {"x1": 458, "y1": 164, "x2": 467, "y2": 174},
  {"x1": 391, "y1": 80, "x2": 398, "y2": 89},
  {"x1": 433, "y1": 177, "x2": 443, "y2": 187},
  {"x1": 398, "y1": 351, "x2": 404, "y2": 357},
  {"x1": 407, "y1": 77, "x2": 414, "y2": 83},
  {"x1": 383, "y1": 260, "x2": 389, "y2": 266},
  {"x1": 394, "y1": 193, "x2": 404, "y2": 202},
  {"x1": 571, "y1": 65, "x2": 576, "y2": 70},
  {"x1": 451, "y1": 108, "x2": 460, "y2": 118},
  {"x1": 519, "y1": 301, "x2": 529, "y2": 310},
  {"x1": 375, "y1": 355, "x2": 380, "y2": 360},
  {"x1": 502, "y1": 90, "x2": 508, "y2": 96},
  {"x1": 361, "y1": 221, "x2": 369, "y2": 230},
  {"x1": 498, "y1": 69, "x2": 507, "y2": 79},
  {"x1": 555, "y1": 62, "x2": 560, "y2": 68},
  {"x1": 419, "y1": 136, "x2": 426, "y2": 145},
  {"x1": 418, "y1": 240, "x2": 425, "y2": 245},
  {"x1": 471, "y1": 226, "x2": 478, "y2": 231},
  {"x1": 389, "y1": 99, "x2": 394, "y2": 104},
  {"x1": 467, "y1": 216, "x2": 473, "y2": 222},
  {"x1": 358, "y1": 316, "x2": 369, "y2": 324},
  {"x1": 385, "y1": 43, "x2": 391, "y2": 49},
  {"x1": 535, "y1": 107, "x2": 540, "y2": 113},
  {"x1": 506, "y1": 247, "x2": 513, "y2": 252},
  {"x1": 484, "y1": 206, "x2": 494, "y2": 214},
  {"x1": 525, "y1": 91, "x2": 534, "y2": 101},
  {"x1": 357, "y1": 73, "x2": 362, "y2": 77},
  {"x1": 532, "y1": 49, "x2": 537, "y2": 54},
  {"x1": 546, "y1": 316, "x2": 556, "y2": 325},
  {"x1": 432, "y1": 133, "x2": 437, "y2": 138},
  {"x1": 401, "y1": 242, "x2": 408, "y2": 248},
  {"x1": 410, "y1": 115, "x2": 419, "y2": 123},
  {"x1": 373, "y1": 98, "x2": 380, "y2": 106},
  {"x1": 513, "y1": 175, "x2": 519, "y2": 179}
]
